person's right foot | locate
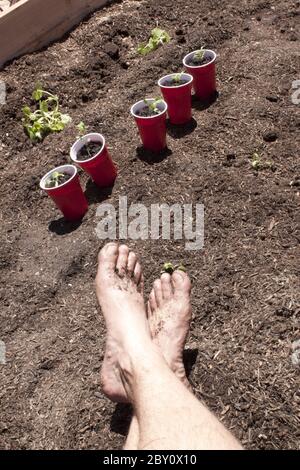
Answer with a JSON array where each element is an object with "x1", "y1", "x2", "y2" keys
[
  {"x1": 147, "y1": 271, "x2": 192, "y2": 388},
  {"x1": 96, "y1": 243, "x2": 150, "y2": 403}
]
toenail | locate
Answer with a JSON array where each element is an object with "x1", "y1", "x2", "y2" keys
[
  {"x1": 161, "y1": 273, "x2": 171, "y2": 282},
  {"x1": 105, "y1": 242, "x2": 118, "y2": 254},
  {"x1": 119, "y1": 244, "x2": 129, "y2": 253},
  {"x1": 172, "y1": 271, "x2": 185, "y2": 282}
]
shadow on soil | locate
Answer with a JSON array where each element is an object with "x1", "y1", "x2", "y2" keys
[
  {"x1": 167, "y1": 117, "x2": 197, "y2": 139},
  {"x1": 109, "y1": 348, "x2": 198, "y2": 437},
  {"x1": 110, "y1": 404, "x2": 132, "y2": 437},
  {"x1": 48, "y1": 218, "x2": 83, "y2": 236},
  {"x1": 192, "y1": 91, "x2": 219, "y2": 111},
  {"x1": 136, "y1": 146, "x2": 172, "y2": 165},
  {"x1": 84, "y1": 179, "x2": 114, "y2": 205}
]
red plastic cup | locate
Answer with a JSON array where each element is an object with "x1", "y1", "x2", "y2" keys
[
  {"x1": 183, "y1": 50, "x2": 217, "y2": 101},
  {"x1": 40, "y1": 165, "x2": 88, "y2": 221},
  {"x1": 131, "y1": 99, "x2": 168, "y2": 152},
  {"x1": 158, "y1": 73, "x2": 193, "y2": 125},
  {"x1": 70, "y1": 133, "x2": 117, "y2": 188}
]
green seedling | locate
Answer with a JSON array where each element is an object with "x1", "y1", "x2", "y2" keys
[
  {"x1": 22, "y1": 83, "x2": 71, "y2": 142},
  {"x1": 76, "y1": 121, "x2": 87, "y2": 138},
  {"x1": 45, "y1": 171, "x2": 69, "y2": 189},
  {"x1": 193, "y1": 47, "x2": 206, "y2": 63},
  {"x1": 161, "y1": 262, "x2": 187, "y2": 275},
  {"x1": 251, "y1": 152, "x2": 261, "y2": 170},
  {"x1": 76, "y1": 121, "x2": 93, "y2": 158},
  {"x1": 144, "y1": 98, "x2": 164, "y2": 115},
  {"x1": 251, "y1": 152, "x2": 274, "y2": 171},
  {"x1": 172, "y1": 73, "x2": 184, "y2": 84},
  {"x1": 138, "y1": 28, "x2": 170, "y2": 55}
]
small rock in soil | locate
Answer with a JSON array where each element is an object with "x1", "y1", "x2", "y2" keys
[
  {"x1": 292, "y1": 339, "x2": 300, "y2": 351},
  {"x1": 290, "y1": 177, "x2": 300, "y2": 187},
  {"x1": 291, "y1": 349, "x2": 300, "y2": 367},
  {"x1": 289, "y1": 33, "x2": 298, "y2": 41},
  {"x1": 266, "y1": 95, "x2": 279, "y2": 102},
  {"x1": 0, "y1": 422, "x2": 8, "y2": 433},
  {"x1": 103, "y1": 43, "x2": 119, "y2": 60},
  {"x1": 263, "y1": 131, "x2": 278, "y2": 142}
]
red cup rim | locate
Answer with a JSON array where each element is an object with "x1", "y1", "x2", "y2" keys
[
  {"x1": 183, "y1": 49, "x2": 217, "y2": 69},
  {"x1": 158, "y1": 73, "x2": 193, "y2": 89},
  {"x1": 130, "y1": 99, "x2": 168, "y2": 120},
  {"x1": 40, "y1": 164, "x2": 77, "y2": 191},
  {"x1": 70, "y1": 133, "x2": 105, "y2": 163}
]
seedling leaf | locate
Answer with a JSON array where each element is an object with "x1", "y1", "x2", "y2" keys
[
  {"x1": 138, "y1": 28, "x2": 170, "y2": 55},
  {"x1": 161, "y1": 262, "x2": 187, "y2": 275},
  {"x1": 22, "y1": 85, "x2": 71, "y2": 142},
  {"x1": 143, "y1": 98, "x2": 164, "y2": 115}
]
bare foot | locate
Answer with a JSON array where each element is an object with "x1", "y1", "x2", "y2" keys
[
  {"x1": 97, "y1": 244, "x2": 192, "y2": 402},
  {"x1": 96, "y1": 243, "x2": 150, "y2": 403},
  {"x1": 147, "y1": 271, "x2": 192, "y2": 389}
]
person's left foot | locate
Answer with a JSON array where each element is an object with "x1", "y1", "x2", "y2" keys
[{"x1": 147, "y1": 271, "x2": 192, "y2": 389}]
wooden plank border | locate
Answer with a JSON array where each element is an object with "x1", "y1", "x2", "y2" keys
[{"x1": 0, "y1": 0, "x2": 111, "y2": 68}]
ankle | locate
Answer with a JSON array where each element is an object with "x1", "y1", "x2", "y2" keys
[{"x1": 117, "y1": 342, "x2": 164, "y2": 396}]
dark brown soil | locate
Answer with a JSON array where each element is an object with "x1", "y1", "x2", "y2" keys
[
  {"x1": 187, "y1": 54, "x2": 213, "y2": 66},
  {"x1": 77, "y1": 142, "x2": 103, "y2": 161},
  {"x1": 0, "y1": 0, "x2": 299, "y2": 451},
  {"x1": 136, "y1": 105, "x2": 161, "y2": 117},
  {"x1": 164, "y1": 78, "x2": 190, "y2": 86}
]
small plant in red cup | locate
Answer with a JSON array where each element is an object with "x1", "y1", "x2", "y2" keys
[
  {"x1": 183, "y1": 48, "x2": 217, "y2": 102},
  {"x1": 70, "y1": 132, "x2": 117, "y2": 188},
  {"x1": 40, "y1": 164, "x2": 88, "y2": 221},
  {"x1": 158, "y1": 72, "x2": 193, "y2": 125},
  {"x1": 131, "y1": 98, "x2": 168, "y2": 153}
]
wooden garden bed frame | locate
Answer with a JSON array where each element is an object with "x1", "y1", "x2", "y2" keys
[{"x1": 0, "y1": 0, "x2": 111, "y2": 68}]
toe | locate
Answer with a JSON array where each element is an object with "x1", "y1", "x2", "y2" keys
[
  {"x1": 127, "y1": 251, "x2": 137, "y2": 277},
  {"x1": 153, "y1": 279, "x2": 163, "y2": 306},
  {"x1": 172, "y1": 271, "x2": 191, "y2": 297},
  {"x1": 97, "y1": 242, "x2": 119, "y2": 272},
  {"x1": 133, "y1": 261, "x2": 143, "y2": 286},
  {"x1": 116, "y1": 244, "x2": 130, "y2": 276},
  {"x1": 149, "y1": 289, "x2": 157, "y2": 313},
  {"x1": 160, "y1": 273, "x2": 173, "y2": 300}
]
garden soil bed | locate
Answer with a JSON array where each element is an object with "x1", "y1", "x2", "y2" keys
[{"x1": 0, "y1": 0, "x2": 299, "y2": 450}]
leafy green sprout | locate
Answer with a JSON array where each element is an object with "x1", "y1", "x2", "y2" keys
[
  {"x1": 138, "y1": 28, "x2": 170, "y2": 55},
  {"x1": 22, "y1": 84, "x2": 71, "y2": 142},
  {"x1": 193, "y1": 47, "x2": 206, "y2": 63},
  {"x1": 76, "y1": 121, "x2": 93, "y2": 158},
  {"x1": 251, "y1": 152, "x2": 261, "y2": 170},
  {"x1": 45, "y1": 171, "x2": 68, "y2": 189},
  {"x1": 144, "y1": 98, "x2": 164, "y2": 115},
  {"x1": 161, "y1": 262, "x2": 187, "y2": 275},
  {"x1": 251, "y1": 152, "x2": 273, "y2": 171},
  {"x1": 76, "y1": 121, "x2": 87, "y2": 138},
  {"x1": 172, "y1": 73, "x2": 185, "y2": 84}
]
